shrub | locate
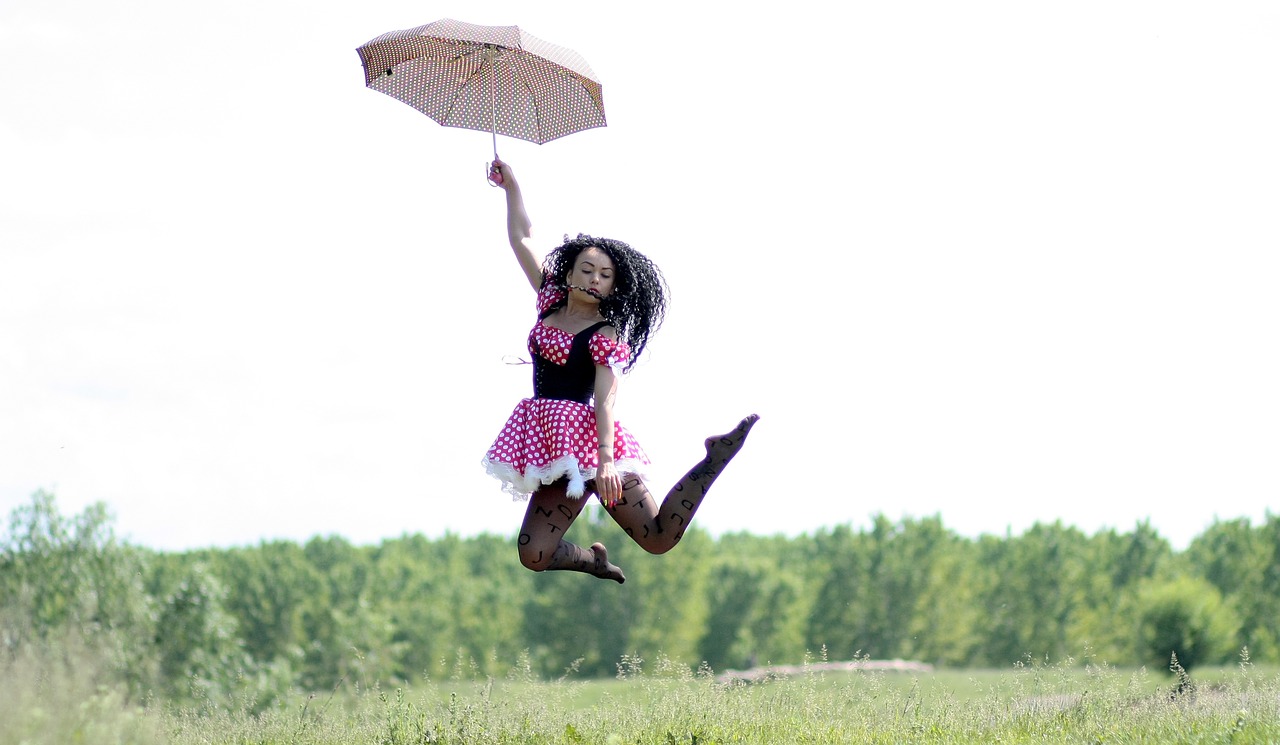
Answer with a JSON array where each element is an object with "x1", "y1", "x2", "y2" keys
[{"x1": 1133, "y1": 575, "x2": 1238, "y2": 672}]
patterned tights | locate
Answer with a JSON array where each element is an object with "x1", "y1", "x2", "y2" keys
[{"x1": 516, "y1": 414, "x2": 759, "y2": 583}]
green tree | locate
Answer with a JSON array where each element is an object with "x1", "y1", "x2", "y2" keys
[
  {"x1": 1133, "y1": 575, "x2": 1238, "y2": 671},
  {"x1": 300, "y1": 535, "x2": 398, "y2": 688},
  {"x1": 699, "y1": 558, "x2": 759, "y2": 669},
  {"x1": 973, "y1": 522, "x2": 1088, "y2": 666},
  {"x1": 370, "y1": 533, "x2": 454, "y2": 680},
  {"x1": 904, "y1": 518, "x2": 981, "y2": 666},
  {"x1": 622, "y1": 527, "x2": 713, "y2": 667},
  {"x1": 445, "y1": 533, "x2": 530, "y2": 676},
  {"x1": 699, "y1": 532, "x2": 812, "y2": 671},
  {"x1": 369, "y1": 531, "x2": 529, "y2": 681},
  {"x1": 808, "y1": 516, "x2": 976, "y2": 663},
  {"x1": 1255, "y1": 514, "x2": 1280, "y2": 661},
  {"x1": 806, "y1": 524, "x2": 865, "y2": 660},
  {"x1": 0, "y1": 491, "x2": 158, "y2": 693},
  {"x1": 153, "y1": 561, "x2": 250, "y2": 702},
  {"x1": 1069, "y1": 522, "x2": 1170, "y2": 663},
  {"x1": 212, "y1": 540, "x2": 324, "y2": 680},
  {"x1": 1185, "y1": 515, "x2": 1280, "y2": 663}
]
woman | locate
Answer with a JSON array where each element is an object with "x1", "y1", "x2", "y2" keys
[{"x1": 482, "y1": 159, "x2": 758, "y2": 583}]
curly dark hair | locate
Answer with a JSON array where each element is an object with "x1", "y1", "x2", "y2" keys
[{"x1": 540, "y1": 234, "x2": 668, "y2": 372}]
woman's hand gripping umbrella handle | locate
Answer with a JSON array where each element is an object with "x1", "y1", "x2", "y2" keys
[{"x1": 488, "y1": 158, "x2": 511, "y2": 189}]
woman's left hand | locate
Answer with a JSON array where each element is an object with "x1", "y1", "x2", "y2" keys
[{"x1": 596, "y1": 461, "x2": 622, "y2": 508}]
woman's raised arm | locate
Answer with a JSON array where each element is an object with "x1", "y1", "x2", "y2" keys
[{"x1": 492, "y1": 159, "x2": 543, "y2": 292}]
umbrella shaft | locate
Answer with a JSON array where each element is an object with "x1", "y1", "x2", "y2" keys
[{"x1": 488, "y1": 47, "x2": 498, "y2": 159}]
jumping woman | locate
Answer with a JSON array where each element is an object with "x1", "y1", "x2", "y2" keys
[{"x1": 482, "y1": 159, "x2": 758, "y2": 583}]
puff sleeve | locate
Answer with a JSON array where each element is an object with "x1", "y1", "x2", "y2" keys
[
  {"x1": 589, "y1": 333, "x2": 631, "y2": 377},
  {"x1": 535, "y1": 283, "x2": 565, "y2": 316}
]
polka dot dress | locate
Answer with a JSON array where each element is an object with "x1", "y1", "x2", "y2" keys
[{"x1": 483, "y1": 285, "x2": 650, "y2": 500}]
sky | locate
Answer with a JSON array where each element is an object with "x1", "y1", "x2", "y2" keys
[{"x1": 2, "y1": 0, "x2": 1277, "y2": 553}]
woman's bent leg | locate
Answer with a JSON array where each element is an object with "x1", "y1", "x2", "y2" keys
[
  {"x1": 605, "y1": 414, "x2": 759, "y2": 554},
  {"x1": 518, "y1": 481, "x2": 625, "y2": 583}
]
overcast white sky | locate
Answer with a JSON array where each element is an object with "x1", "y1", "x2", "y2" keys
[{"x1": 3, "y1": 0, "x2": 1277, "y2": 553}]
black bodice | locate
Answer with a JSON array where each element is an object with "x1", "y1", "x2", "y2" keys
[{"x1": 531, "y1": 320, "x2": 611, "y2": 404}]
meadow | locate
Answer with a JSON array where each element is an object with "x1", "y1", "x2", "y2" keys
[
  {"x1": 6, "y1": 496, "x2": 1280, "y2": 743},
  {"x1": 7, "y1": 648, "x2": 1280, "y2": 745}
]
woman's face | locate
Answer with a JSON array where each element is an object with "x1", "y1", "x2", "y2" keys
[{"x1": 568, "y1": 247, "x2": 616, "y2": 301}]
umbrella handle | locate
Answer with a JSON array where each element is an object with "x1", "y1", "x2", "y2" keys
[
  {"x1": 486, "y1": 46, "x2": 501, "y2": 187},
  {"x1": 487, "y1": 159, "x2": 503, "y2": 187}
]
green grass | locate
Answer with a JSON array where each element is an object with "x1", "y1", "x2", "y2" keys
[
  {"x1": 8, "y1": 652, "x2": 1280, "y2": 744},
  {"x1": 0, "y1": 636, "x2": 164, "y2": 745},
  {"x1": 160, "y1": 654, "x2": 1280, "y2": 744}
]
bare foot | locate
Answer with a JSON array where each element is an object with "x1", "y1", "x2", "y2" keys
[{"x1": 590, "y1": 542, "x2": 626, "y2": 584}]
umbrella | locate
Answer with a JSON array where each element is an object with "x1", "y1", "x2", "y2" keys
[{"x1": 356, "y1": 18, "x2": 606, "y2": 182}]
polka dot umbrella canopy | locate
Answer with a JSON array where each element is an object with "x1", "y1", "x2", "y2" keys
[{"x1": 357, "y1": 19, "x2": 606, "y2": 159}]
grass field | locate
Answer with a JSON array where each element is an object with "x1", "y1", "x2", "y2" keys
[{"x1": 7, "y1": 651, "x2": 1280, "y2": 744}]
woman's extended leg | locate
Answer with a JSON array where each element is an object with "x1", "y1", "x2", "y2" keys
[
  {"x1": 517, "y1": 481, "x2": 625, "y2": 583},
  {"x1": 603, "y1": 414, "x2": 759, "y2": 554}
]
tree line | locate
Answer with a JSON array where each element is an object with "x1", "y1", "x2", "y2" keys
[{"x1": 3, "y1": 490, "x2": 1276, "y2": 707}]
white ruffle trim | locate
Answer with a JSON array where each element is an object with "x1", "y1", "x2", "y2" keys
[
  {"x1": 605, "y1": 347, "x2": 629, "y2": 380},
  {"x1": 482, "y1": 455, "x2": 650, "y2": 501}
]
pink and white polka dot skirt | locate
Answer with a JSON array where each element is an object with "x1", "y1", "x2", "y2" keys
[{"x1": 482, "y1": 397, "x2": 650, "y2": 500}]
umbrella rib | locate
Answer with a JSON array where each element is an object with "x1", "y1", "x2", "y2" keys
[
  {"x1": 367, "y1": 36, "x2": 470, "y2": 76},
  {"x1": 439, "y1": 47, "x2": 489, "y2": 127},
  {"x1": 508, "y1": 61, "x2": 543, "y2": 142}
]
